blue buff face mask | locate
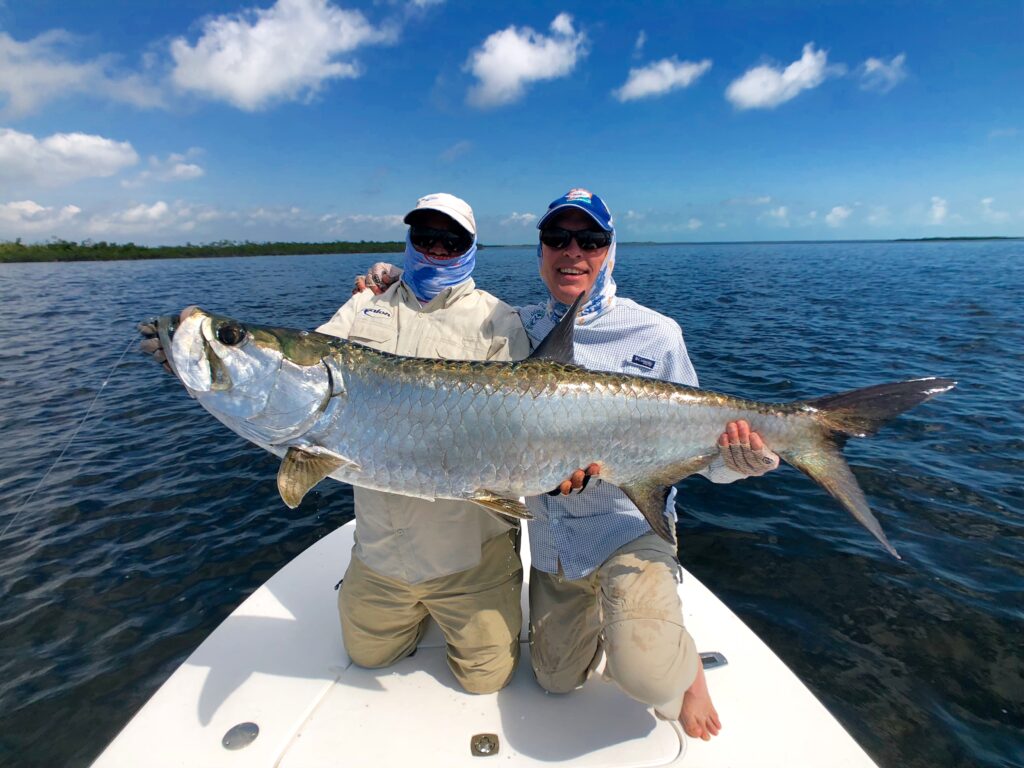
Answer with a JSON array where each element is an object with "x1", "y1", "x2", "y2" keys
[
  {"x1": 538, "y1": 235, "x2": 617, "y2": 325},
  {"x1": 402, "y1": 231, "x2": 477, "y2": 303}
]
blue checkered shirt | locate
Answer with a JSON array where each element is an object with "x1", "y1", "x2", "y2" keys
[{"x1": 519, "y1": 298, "x2": 742, "y2": 579}]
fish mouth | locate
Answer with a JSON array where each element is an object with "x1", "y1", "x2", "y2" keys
[{"x1": 158, "y1": 310, "x2": 219, "y2": 392}]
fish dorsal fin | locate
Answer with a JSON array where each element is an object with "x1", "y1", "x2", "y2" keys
[
  {"x1": 527, "y1": 291, "x2": 586, "y2": 365},
  {"x1": 278, "y1": 446, "x2": 359, "y2": 509}
]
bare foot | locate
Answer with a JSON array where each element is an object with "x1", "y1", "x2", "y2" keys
[{"x1": 679, "y1": 661, "x2": 721, "y2": 741}]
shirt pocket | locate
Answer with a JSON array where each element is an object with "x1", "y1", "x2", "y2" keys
[
  {"x1": 348, "y1": 318, "x2": 395, "y2": 349},
  {"x1": 430, "y1": 337, "x2": 493, "y2": 361}
]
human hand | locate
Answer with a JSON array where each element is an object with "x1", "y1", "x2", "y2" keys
[
  {"x1": 547, "y1": 463, "x2": 602, "y2": 496},
  {"x1": 138, "y1": 305, "x2": 198, "y2": 374},
  {"x1": 717, "y1": 420, "x2": 779, "y2": 477},
  {"x1": 353, "y1": 262, "x2": 402, "y2": 295}
]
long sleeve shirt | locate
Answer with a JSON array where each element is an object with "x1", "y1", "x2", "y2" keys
[
  {"x1": 519, "y1": 298, "x2": 743, "y2": 580},
  {"x1": 317, "y1": 279, "x2": 531, "y2": 584}
]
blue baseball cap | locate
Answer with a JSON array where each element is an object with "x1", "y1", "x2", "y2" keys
[{"x1": 537, "y1": 188, "x2": 614, "y2": 232}]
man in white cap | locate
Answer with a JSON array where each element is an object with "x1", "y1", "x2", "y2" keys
[{"x1": 314, "y1": 193, "x2": 531, "y2": 693}]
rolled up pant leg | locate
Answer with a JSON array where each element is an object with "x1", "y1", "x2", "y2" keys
[
  {"x1": 598, "y1": 534, "x2": 699, "y2": 719},
  {"x1": 338, "y1": 554, "x2": 430, "y2": 669}
]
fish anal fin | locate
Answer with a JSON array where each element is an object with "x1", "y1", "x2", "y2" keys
[
  {"x1": 527, "y1": 291, "x2": 586, "y2": 365},
  {"x1": 469, "y1": 491, "x2": 533, "y2": 523},
  {"x1": 620, "y1": 454, "x2": 717, "y2": 546},
  {"x1": 619, "y1": 482, "x2": 676, "y2": 546},
  {"x1": 278, "y1": 446, "x2": 359, "y2": 509},
  {"x1": 779, "y1": 441, "x2": 901, "y2": 559}
]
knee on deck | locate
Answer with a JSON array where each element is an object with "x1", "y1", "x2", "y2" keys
[{"x1": 602, "y1": 618, "x2": 698, "y2": 706}]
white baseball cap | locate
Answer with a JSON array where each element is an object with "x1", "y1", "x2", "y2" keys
[{"x1": 403, "y1": 193, "x2": 476, "y2": 237}]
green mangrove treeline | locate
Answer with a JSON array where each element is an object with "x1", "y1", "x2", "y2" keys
[{"x1": 0, "y1": 238, "x2": 405, "y2": 263}]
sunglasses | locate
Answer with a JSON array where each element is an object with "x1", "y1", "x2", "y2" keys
[
  {"x1": 409, "y1": 226, "x2": 473, "y2": 255},
  {"x1": 539, "y1": 226, "x2": 613, "y2": 251}
]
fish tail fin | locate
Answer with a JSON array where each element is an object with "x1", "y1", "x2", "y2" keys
[
  {"x1": 778, "y1": 377, "x2": 956, "y2": 559},
  {"x1": 804, "y1": 377, "x2": 956, "y2": 438},
  {"x1": 777, "y1": 438, "x2": 901, "y2": 559}
]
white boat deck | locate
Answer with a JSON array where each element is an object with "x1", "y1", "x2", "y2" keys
[{"x1": 93, "y1": 521, "x2": 879, "y2": 767}]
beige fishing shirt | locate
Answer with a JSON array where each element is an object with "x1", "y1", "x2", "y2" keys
[{"x1": 317, "y1": 278, "x2": 531, "y2": 584}]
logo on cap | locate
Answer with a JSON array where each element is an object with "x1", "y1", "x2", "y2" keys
[{"x1": 566, "y1": 188, "x2": 593, "y2": 203}]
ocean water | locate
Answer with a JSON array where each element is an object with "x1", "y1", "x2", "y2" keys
[{"x1": 0, "y1": 241, "x2": 1021, "y2": 768}]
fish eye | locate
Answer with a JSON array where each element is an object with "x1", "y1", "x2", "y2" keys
[{"x1": 216, "y1": 323, "x2": 247, "y2": 346}]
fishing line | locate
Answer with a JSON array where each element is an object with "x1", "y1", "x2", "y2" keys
[{"x1": 0, "y1": 334, "x2": 137, "y2": 541}]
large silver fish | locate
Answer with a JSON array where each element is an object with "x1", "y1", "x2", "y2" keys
[{"x1": 154, "y1": 295, "x2": 954, "y2": 558}]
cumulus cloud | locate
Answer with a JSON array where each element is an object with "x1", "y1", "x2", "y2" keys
[
  {"x1": 613, "y1": 57, "x2": 711, "y2": 102},
  {"x1": 0, "y1": 200, "x2": 82, "y2": 232},
  {"x1": 0, "y1": 31, "x2": 162, "y2": 118},
  {"x1": 763, "y1": 205, "x2": 790, "y2": 227},
  {"x1": 319, "y1": 211, "x2": 405, "y2": 236},
  {"x1": 726, "y1": 43, "x2": 841, "y2": 110},
  {"x1": 825, "y1": 205, "x2": 852, "y2": 227},
  {"x1": 465, "y1": 13, "x2": 588, "y2": 108},
  {"x1": 685, "y1": 217, "x2": 702, "y2": 231},
  {"x1": 980, "y1": 197, "x2": 1010, "y2": 223},
  {"x1": 860, "y1": 53, "x2": 907, "y2": 93},
  {"x1": 0, "y1": 128, "x2": 138, "y2": 187},
  {"x1": 502, "y1": 212, "x2": 537, "y2": 227},
  {"x1": 121, "y1": 150, "x2": 205, "y2": 188},
  {"x1": 928, "y1": 196, "x2": 948, "y2": 225},
  {"x1": 170, "y1": 0, "x2": 393, "y2": 110}
]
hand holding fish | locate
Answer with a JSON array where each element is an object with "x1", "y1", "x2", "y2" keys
[
  {"x1": 138, "y1": 306, "x2": 199, "y2": 375},
  {"x1": 717, "y1": 419, "x2": 780, "y2": 477},
  {"x1": 353, "y1": 263, "x2": 403, "y2": 295}
]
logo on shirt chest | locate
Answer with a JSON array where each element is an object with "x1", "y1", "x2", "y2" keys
[
  {"x1": 361, "y1": 307, "x2": 392, "y2": 319},
  {"x1": 630, "y1": 354, "x2": 656, "y2": 370}
]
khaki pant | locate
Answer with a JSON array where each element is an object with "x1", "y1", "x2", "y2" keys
[
  {"x1": 529, "y1": 533, "x2": 698, "y2": 719},
  {"x1": 339, "y1": 531, "x2": 522, "y2": 694}
]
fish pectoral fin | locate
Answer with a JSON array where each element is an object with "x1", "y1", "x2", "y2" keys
[
  {"x1": 620, "y1": 453, "x2": 718, "y2": 546},
  {"x1": 468, "y1": 491, "x2": 534, "y2": 523},
  {"x1": 278, "y1": 446, "x2": 359, "y2": 509}
]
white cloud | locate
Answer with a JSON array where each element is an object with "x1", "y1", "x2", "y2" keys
[
  {"x1": 980, "y1": 197, "x2": 1010, "y2": 223},
  {"x1": 763, "y1": 205, "x2": 790, "y2": 226},
  {"x1": 860, "y1": 53, "x2": 907, "y2": 93},
  {"x1": 0, "y1": 128, "x2": 138, "y2": 187},
  {"x1": 121, "y1": 150, "x2": 205, "y2": 188},
  {"x1": 319, "y1": 211, "x2": 405, "y2": 235},
  {"x1": 825, "y1": 205, "x2": 852, "y2": 227},
  {"x1": 928, "y1": 196, "x2": 948, "y2": 225},
  {"x1": 866, "y1": 206, "x2": 890, "y2": 226},
  {"x1": 0, "y1": 31, "x2": 162, "y2": 118},
  {"x1": 634, "y1": 31, "x2": 646, "y2": 57},
  {"x1": 502, "y1": 212, "x2": 537, "y2": 227},
  {"x1": 170, "y1": 0, "x2": 392, "y2": 111},
  {"x1": 685, "y1": 217, "x2": 702, "y2": 230},
  {"x1": 439, "y1": 140, "x2": 472, "y2": 163},
  {"x1": 465, "y1": 13, "x2": 588, "y2": 108},
  {"x1": 613, "y1": 57, "x2": 711, "y2": 102},
  {"x1": 726, "y1": 43, "x2": 841, "y2": 110},
  {"x1": 0, "y1": 200, "x2": 82, "y2": 232}
]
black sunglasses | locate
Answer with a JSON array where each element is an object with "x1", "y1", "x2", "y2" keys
[
  {"x1": 409, "y1": 225, "x2": 473, "y2": 255},
  {"x1": 539, "y1": 226, "x2": 612, "y2": 251}
]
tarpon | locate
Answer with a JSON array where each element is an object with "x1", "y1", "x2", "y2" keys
[{"x1": 153, "y1": 294, "x2": 954, "y2": 558}]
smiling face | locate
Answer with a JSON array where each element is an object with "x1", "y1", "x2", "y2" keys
[{"x1": 539, "y1": 209, "x2": 611, "y2": 305}]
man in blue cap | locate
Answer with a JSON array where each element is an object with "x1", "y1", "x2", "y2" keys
[{"x1": 517, "y1": 188, "x2": 779, "y2": 741}]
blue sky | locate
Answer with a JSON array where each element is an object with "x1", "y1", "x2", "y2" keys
[{"x1": 1, "y1": 0, "x2": 1021, "y2": 244}]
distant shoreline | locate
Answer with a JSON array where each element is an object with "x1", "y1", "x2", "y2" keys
[{"x1": 1, "y1": 236, "x2": 1020, "y2": 263}]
